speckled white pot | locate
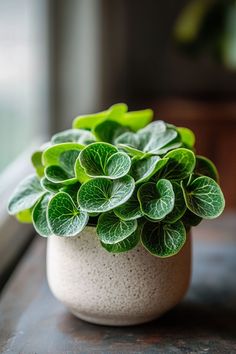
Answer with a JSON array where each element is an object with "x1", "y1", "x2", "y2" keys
[{"x1": 47, "y1": 226, "x2": 191, "y2": 326}]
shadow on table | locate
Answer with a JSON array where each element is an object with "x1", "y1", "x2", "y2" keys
[{"x1": 58, "y1": 300, "x2": 236, "y2": 343}]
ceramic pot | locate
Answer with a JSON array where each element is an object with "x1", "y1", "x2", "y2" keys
[{"x1": 47, "y1": 226, "x2": 191, "y2": 326}]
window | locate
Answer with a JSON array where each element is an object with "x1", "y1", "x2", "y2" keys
[
  {"x1": 0, "y1": 0, "x2": 49, "y2": 172},
  {"x1": 0, "y1": 0, "x2": 49, "y2": 281}
]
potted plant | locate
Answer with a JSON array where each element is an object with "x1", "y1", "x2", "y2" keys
[{"x1": 8, "y1": 103, "x2": 225, "y2": 326}]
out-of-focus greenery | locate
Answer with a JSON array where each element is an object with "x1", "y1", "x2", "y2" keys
[{"x1": 174, "y1": 0, "x2": 236, "y2": 70}]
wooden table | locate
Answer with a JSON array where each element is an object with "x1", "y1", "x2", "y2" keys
[{"x1": 0, "y1": 213, "x2": 236, "y2": 353}]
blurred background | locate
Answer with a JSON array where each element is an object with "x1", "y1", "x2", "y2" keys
[{"x1": 0, "y1": 0, "x2": 236, "y2": 208}]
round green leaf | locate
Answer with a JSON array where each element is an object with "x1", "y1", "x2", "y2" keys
[
  {"x1": 101, "y1": 228, "x2": 140, "y2": 253},
  {"x1": 78, "y1": 175, "x2": 135, "y2": 213},
  {"x1": 106, "y1": 152, "x2": 131, "y2": 178},
  {"x1": 164, "y1": 182, "x2": 187, "y2": 223},
  {"x1": 32, "y1": 193, "x2": 53, "y2": 237},
  {"x1": 182, "y1": 176, "x2": 225, "y2": 219},
  {"x1": 97, "y1": 211, "x2": 137, "y2": 244},
  {"x1": 138, "y1": 179, "x2": 175, "y2": 220},
  {"x1": 47, "y1": 192, "x2": 88, "y2": 237},
  {"x1": 161, "y1": 148, "x2": 196, "y2": 180},
  {"x1": 79, "y1": 143, "x2": 131, "y2": 179},
  {"x1": 141, "y1": 220, "x2": 186, "y2": 258},
  {"x1": 8, "y1": 175, "x2": 45, "y2": 215},
  {"x1": 114, "y1": 189, "x2": 142, "y2": 220},
  {"x1": 42, "y1": 143, "x2": 83, "y2": 167},
  {"x1": 52, "y1": 129, "x2": 95, "y2": 145},
  {"x1": 195, "y1": 155, "x2": 219, "y2": 182}
]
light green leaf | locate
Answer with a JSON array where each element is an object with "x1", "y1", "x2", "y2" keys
[
  {"x1": 117, "y1": 109, "x2": 153, "y2": 131},
  {"x1": 93, "y1": 120, "x2": 129, "y2": 143},
  {"x1": 114, "y1": 189, "x2": 142, "y2": 220},
  {"x1": 195, "y1": 155, "x2": 219, "y2": 182},
  {"x1": 160, "y1": 148, "x2": 196, "y2": 180},
  {"x1": 79, "y1": 142, "x2": 131, "y2": 179},
  {"x1": 141, "y1": 220, "x2": 186, "y2": 257},
  {"x1": 182, "y1": 176, "x2": 225, "y2": 219},
  {"x1": 74, "y1": 158, "x2": 91, "y2": 183},
  {"x1": 97, "y1": 211, "x2": 137, "y2": 244},
  {"x1": 47, "y1": 192, "x2": 88, "y2": 236},
  {"x1": 44, "y1": 149, "x2": 80, "y2": 185},
  {"x1": 16, "y1": 209, "x2": 32, "y2": 223},
  {"x1": 101, "y1": 228, "x2": 140, "y2": 253},
  {"x1": 78, "y1": 175, "x2": 135, "y2": 213},
  {"x1": 8, "y1": 175, "x2": 45, "y2": 215},
  {"x1": 73, "y1": 110, "x2": 108, "y2": 129},
  {"x1": 177, "y1": 127, "x2": 195, "y2": 147},
  {"x1": 52, "y1": 129, "x2": 95, "y2": 145},
  {"x1": 43, "y1": 143, "x2": 83, "y2": 166},
  {"x1": 32, "y1": 193, "x2": 53, "y2": 237},
  {"x1": 31, "y1": 151, "x2": 44, "y2": 177},
  {"x1": 138, "y1": 179, "x2": 175, "y2": 220},
  {"x1": 164, "y1": 182, "x2": 187, "y2": 223},
  {"x1": 72, "y1": 103, "x2": 128, "y2": 130}
]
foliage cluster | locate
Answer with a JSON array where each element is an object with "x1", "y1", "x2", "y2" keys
[{"x1": 8, "y1": 103, "x2": 225, "y2": 257}]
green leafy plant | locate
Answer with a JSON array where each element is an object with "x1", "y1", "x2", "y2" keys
[{"x1": 8, "y1": 103, "x2": 225, "y2": 258}]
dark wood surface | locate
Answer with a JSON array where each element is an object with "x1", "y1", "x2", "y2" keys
[{"x1": 0, "y1": 213, "x2": 236, "y2": 354}]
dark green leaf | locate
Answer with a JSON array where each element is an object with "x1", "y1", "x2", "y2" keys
[
  {"x1": 78, "y1": 175, "x2": 135, "y2": 213},
  {"x1": 160, "y1": 148, "x2": 196, "y2": 180},
  {"x1": 131, "y1": 156, "x2": 168, "y2": 184},
  {"x1": 47, "y1": 192, "x2": 88, "y2": 236},
  {"x1": 141, "y1": 220, "x2": 186, "y2": 257},
  {"x1": 101, "y1": 228, "x2": 140, "y2": 253},
  {"x1": 41, "y1": 177, "x2": 62, "y2": 193},
  {"x1": 79, "y1": 142, "x2": 131, "y2": 179},
  {"x1": 32, "y1": 193, "x2": 53, "y2": 237},
  {"x1": 97, "y1": 211, "x2": 137, "y2": 244},
  {"x1": 195, "y1": 155, "x2": 219, "y2": 182},
  {"x1": 138, "y1": 179, "x2": 175, "y2": 220},
  {"x1": 114, "y1": 189, "x2": 142, "y2": 220},
  {"x1": 8, "y1": 175, "x2": 45, "y2": 215},
  {"x1": 181, "y1": 209, "x2": 202, "y2": 227},
  {"x1": 93, "y1": 120, "x2": 129, "y2": 143},
  {"x1": 182, "y1": 176, "x2": 225, "y2": 219},
  {"x1": 164, "y1": 182, "x2": 187, "y2": 223},
  {"x1": 45, "y1": 165, "x2": 77, "y2": 185}
]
